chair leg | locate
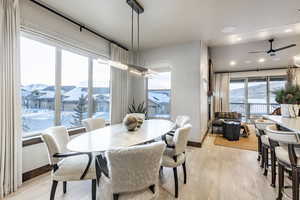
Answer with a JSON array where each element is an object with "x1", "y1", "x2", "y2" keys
[
  {"x1": 257, "y1": 137, "x2": 262, "y2": 161},
  {"x1": 270, "y1": 148, "x2": 276, "y2": 187},
  {"x1": 63, "y1": 181, "x2": 67, "y2": 194},
  {"x1": 50, "y1": 180, "x2": 58, "y2": 200},
  {"x1": 173, "y1": 167, "x2": 178, "y2": 198},
  {"x1": 264, "y1": 147, "x2": 269, "y2": 176},
  {"x1": 182, "y1": 162, "x2": 187, "y2": 184},
  {"x1": 292, "y1": 167, "x2": 299, "y2": 200},
  {"x1": 260, "y1": 146, "x2": 265, "y2": 168},
  {"x1": 92, "y1": 179, "x2": 96, "y2": 200},
  {"x1": 277, "y1": 164, "x2": 284, "y2": 200}
]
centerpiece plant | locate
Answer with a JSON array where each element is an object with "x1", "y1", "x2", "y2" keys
[
  {"x1": 273, "y1": 66, "x2": 300, "y2": 117},
  {"x1": 273, "y1": 83, "x2": 300, "y2": 118}
]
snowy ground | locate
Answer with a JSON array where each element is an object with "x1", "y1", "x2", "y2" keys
[{"x1": 22, "y1": 109, "x2": 109, "y2": 137}]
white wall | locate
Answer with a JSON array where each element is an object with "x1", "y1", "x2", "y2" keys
[
  {"x1": 199, "y1": 42, "x2": 209, "y2": 139},
  {"x1": 142, "y1": 41, "x2": 209, "y2": 142}
]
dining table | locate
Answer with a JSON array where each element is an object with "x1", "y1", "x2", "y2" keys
[{"x1": 67, "y1": 119, "x2": 174, "y2": 153}]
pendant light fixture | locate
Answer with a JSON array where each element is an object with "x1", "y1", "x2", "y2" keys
[{"x1": 126, "y1": 0, "x2": 158, "y2": 77}]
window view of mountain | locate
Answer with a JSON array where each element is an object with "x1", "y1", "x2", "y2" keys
[{"x1": 230, "y1": 78, "x2": 285, "y2": 116}]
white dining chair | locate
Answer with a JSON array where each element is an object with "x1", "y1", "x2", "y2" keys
[
  {"x1": 161, "y1": 124, "x2": 192, "y2": 198},
  {"x1": 164, "y1": 115, "x2": 190, "y2": 147},
  {"x1": 83, "y1": 117, "x2": 106, "y2": 132},
  {"x1": 41, "y1": 126, "x2": 96, "y2": 200},
  {"x1": 95, "y1": 142, "x2": 166, "y2": 200},
  {"x1": 254, "y1": 119, "x2": 275, "y2": 177},
  {"x1": 265, "y1": 125, "x2": 300, "y2": 200}
]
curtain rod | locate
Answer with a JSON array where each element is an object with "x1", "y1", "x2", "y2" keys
[
  {"x1": 214, "y1": 67, "x2": 295, "y2": 74},
  {"x1": 30, "y1": 0, "x2": 128, "y2": 51}
]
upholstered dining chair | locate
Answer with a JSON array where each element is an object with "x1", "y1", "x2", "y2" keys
[
  {"x1": 265, "y1": 125, "x2": 300, "y2": 200},
  {"x1": 95, "y1": 142, "x2": 166, "y2": 200},
  {"x1": 161, "y1": 124, "x2": 192, "y2": 198},
  {"x1": 42, "y1": 126, "x2": 96, "y2": 200},
  {"x1": 82, "y1": 117, "x2": 106, "y2": 132},
  {"x1": 254, "y1": 119, "x2": 274, "y2": 176},
  {"x1": 164, "y1": 115, "x2": 190, "y2": 147}
]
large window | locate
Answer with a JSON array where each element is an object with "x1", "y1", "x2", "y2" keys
[
  {"x1": 147, "y1": 72, "x2": 171, "y2": 118},
  {"x1": 92, "y1": 60, "x2": 111, "y2": 121},
  {"x1": 248, "y1": 77, "x2": 267, "y2": 115},
  {"x1": 61, "y1": 50, "x2": 89, "y2": 128},
  {"x1": 21, "y1": 37, "x2": 56, "y2": 137},
  {"x1": 229, "y1": 79, "x2": 246, "y2": 115},
  {"x1": 229, "y1": 76, "x2": 286, "y2": 119},
  {"x1": 20, "y1": 34, "x2": 111, "y2": 137}
]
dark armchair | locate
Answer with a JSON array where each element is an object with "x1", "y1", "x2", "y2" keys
[{"x1": 212, "y1": 112, "x2": 242, "y2": 134}]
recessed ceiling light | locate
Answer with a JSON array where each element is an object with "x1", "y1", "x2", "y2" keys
[
  {"x1": 230, "y1": 61, "x2": 236, "y2": 66},
  {"x1": 258, "y1": 58, "x2": 265, "y2": 63},
  {"x1": 236, "y1": 37, "x2": 242, "y2": 41},
  {"x1": 222, "y1": 26, "x2": 236, "y2": 33},
  {"x1": 285, "y1": 29, "x2": 293, "y2": 33}
]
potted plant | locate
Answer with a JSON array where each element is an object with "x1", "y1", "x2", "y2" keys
[{"x1": 273, "y1": 85, "x2": 300, "y2": 118}]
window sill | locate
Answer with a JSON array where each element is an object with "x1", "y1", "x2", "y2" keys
[{"x1": 22, "y1": 127, "x2": 86, "y2": 147}]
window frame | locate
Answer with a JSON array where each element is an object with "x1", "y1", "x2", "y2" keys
[
  {"x1": 146, "y1": 71, "x2": 172, "y2": 120},
  {"x1": 20, "y1": 32, "x2": 111, "y2": 138},
  {"x1": 229, "y1": 75, "x2": 286, "y2": 119}
]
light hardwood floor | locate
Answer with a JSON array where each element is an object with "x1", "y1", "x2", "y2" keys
[{"x1": 6, "y1": 134, "x2": 278, "y2": 200}]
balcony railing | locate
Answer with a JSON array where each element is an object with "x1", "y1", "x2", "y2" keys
[{"x1": 230, "y1": 102, "x2": 280, "y2": 118}]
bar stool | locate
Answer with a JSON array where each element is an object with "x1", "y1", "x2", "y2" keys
[
  {"x1": 254, "y1": 119, "x2": 274, "y2": 175},
  {"x1": 265, "y1": 125, "x2": 299, "y2": 200}
]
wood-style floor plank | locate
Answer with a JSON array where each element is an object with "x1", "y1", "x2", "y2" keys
[{"x1": 5, "y1": 134, "x2": 278, "y2": 200}]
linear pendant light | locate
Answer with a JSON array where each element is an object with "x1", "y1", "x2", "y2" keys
[{"x1": 126, "y1": 0, "x2": 159, "y2": 77}]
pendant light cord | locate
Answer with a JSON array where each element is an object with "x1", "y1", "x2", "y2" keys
[
  {"x1": 137, "y1": 13, "x2": 140, "y2": 52},
  {"x1": 131, "y1": 7, "x2": 134, "y2": 51}
]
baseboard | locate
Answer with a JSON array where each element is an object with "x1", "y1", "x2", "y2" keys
[
  {"x1": 22, "y1": 164, "x2": 52, "y2": 182},
  {"x1": 187, "y1": 127, "x2": 210, "y2": 148},
  {"x1": 187, "y1": 141, "x2": 202, "y2": 148}
]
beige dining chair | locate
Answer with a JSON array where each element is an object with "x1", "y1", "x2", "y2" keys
[
  {"x1": 95, "y1": 142, "x2": 166, "y2": 200},
  {"x1": 161, "y1": 124, "x2": 192, "y2": 198},
  {"x1": 254, "y1": 119, "x2": 275, "y2": 177},
  {"x1": 82, "y1": 117, "x2": 106, "y2": 132},
  {"x1": 265, "y1": 125, "x2": 300, "y2": 200},
  {"x1": 41, "y1": 126, "x2": 96, "y2": 200},
  {"x1": 164, "y1": 115, "x2": 190, "y2": 147}
]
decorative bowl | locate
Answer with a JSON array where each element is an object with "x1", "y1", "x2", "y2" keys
[{"x1": 123, "y1": 115, "x2": 138, "y2": 131}]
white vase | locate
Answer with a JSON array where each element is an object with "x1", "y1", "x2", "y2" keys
[{"x1": 281, "y1": 104, "x2": 299, "y2": 118}]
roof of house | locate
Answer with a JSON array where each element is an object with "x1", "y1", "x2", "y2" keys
[{"x1": 148, "y1": 92, "x2": 170, "y2": 104}]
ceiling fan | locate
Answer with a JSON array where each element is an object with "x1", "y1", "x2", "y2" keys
[{"x1": 248, "y1": 38, "x2": 296, "y2": 56}]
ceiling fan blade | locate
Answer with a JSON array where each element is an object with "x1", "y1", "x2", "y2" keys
[
  {"x1": 274, "y1": 44, "x2": 296, "y2": 52},
  {"x1": 248, "y1": 50, "x2": 266, "y2": 54}
]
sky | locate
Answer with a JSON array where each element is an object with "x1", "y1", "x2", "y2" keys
[
  {"x1": 21, "y1": 36, "x2": 110, "y2": 88},
  {"x1": 21, "y1": 36, "x2": 169, "y2": 89},
  {"x1": 148, "y1": 72, "x2": 171, "y2": 90}
]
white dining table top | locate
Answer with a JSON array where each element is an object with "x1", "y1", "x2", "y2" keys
[
  {"x1": 67, "y1": 119, "x2": 174, "y2": 152},
  {"x1": 263, "y1": 115, "x2": 300, "y2": 133}
]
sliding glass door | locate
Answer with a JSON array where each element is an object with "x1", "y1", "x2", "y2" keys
[
  {"x1": 229, "y1": 79, "x2": 246, "y2": 116},
  {"x1": 229, "y1": 76, "x2": 286, "y2": 120},
  {"x1": 248, "y1": 77, "x2": 267, "y2": 115}
]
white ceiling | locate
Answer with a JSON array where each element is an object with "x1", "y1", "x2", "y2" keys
[
  {"x1": 38, "y1": 0, "x2": 300, "y2": 50},
  {"x1": 210, "y1": 35, "x2": 300, "y2": 72}
]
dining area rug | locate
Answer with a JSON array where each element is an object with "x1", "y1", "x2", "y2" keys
[{"x1": 213, "y1": 124, "x2": 258, "y2": 151}]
